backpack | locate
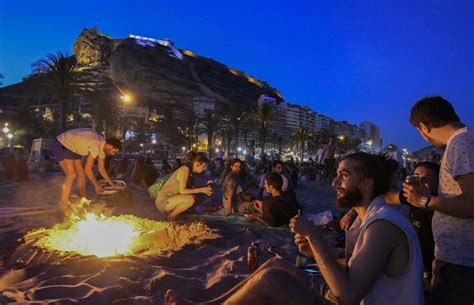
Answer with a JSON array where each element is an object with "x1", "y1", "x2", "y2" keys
[{"x1": 148, "y1": 173, "x2": 172, "y2": 198}]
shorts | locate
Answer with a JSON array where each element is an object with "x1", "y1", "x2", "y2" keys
[
  {"x1": 431, "y1": 258, "x2": 474, "y2": 305},
  {"x1": 52, "y1": 139, "x2": 82, "y2": 162}
]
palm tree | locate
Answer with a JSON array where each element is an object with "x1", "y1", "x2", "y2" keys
[
  {"x1": 158, "y1": 107, "x2": 183, "y2": 158},
  {"x1": 182, "y1": 107, "x2": 197, "y2": 151},
  {"x1": 269, "y1": 132, "x2": 285, "y2": 159},
  {"x1": 31, "y1": 52, "x2": 79, "y2": 131},
  {"x1": 218, "y1": 125, "x2": 233, "y2": 156},
  {"x1": 291, "y1": 127, "x2": 310, "y2": 161},
  {"x1": 253, "y1": 99, "x2": 277, "y2": 157},
  {"x1": 313, "y1": 128, "x2": 332, "y2": 148},
  {"x1": 87, "y1": 91, "x2": 121, "y2": 138},
  {"x1": 227, "y1": 105, "x2": 249, "y2": 153},
  {"x1": 198, "y1": 110, "x2": 220, "y2": 156}
]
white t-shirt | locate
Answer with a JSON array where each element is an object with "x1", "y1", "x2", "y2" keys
[
  {"x1": 57, "y1": 128, "x2": 106, "y2": 159},
  {"x1": 434, "y1": 126, "x2": 474, "y2": 266}
]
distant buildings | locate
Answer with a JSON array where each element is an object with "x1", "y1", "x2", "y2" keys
[
  {"x1": 359, "y1": 121, "x2": 382, "y2": 151},
  {"x1": 248, "y1": 98, "x2": 384, "y2": 153}
]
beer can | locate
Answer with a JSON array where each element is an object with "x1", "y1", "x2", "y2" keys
[
  {"x1": 405, "y1": 175, "x2": 420, "y2": 186},
  {"x1": 247, "y1": 245, "x2": 258, "y2": 272},
  {"x1": 295, "y1": 255, "x2": 308, "y2": 268}
]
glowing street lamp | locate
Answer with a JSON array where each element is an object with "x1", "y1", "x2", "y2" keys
[
  {"x1": 338, "y1": 135, "x2": 345, "y2": 141},
  {"x1": 366, "y1": 140, "x2": 373, "y2": 152},
  {"x1": 152, "y1": 139, "x2": 157, "y2": 144},
  {"x1": 7, "y1": 133, "x2": 13, "y2": 151},
  {"x1": 3, "y1": 123, "x2": 9, "y2": 134},
  {"x1": 120, "y1": 95, "x2": 131, "y2": 103},
  {"x1": 237, "y1": 147, "x2": 242, "y2": 152},
  {"x1": 120, "y1": 94, "x2": 132, "y2": 156}
]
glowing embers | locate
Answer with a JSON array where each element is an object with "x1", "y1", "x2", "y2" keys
[{"x1": 28, "y1": 200, "x2": 220, "y2": 258}]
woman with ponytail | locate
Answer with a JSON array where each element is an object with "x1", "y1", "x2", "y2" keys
[{"x1": 155, "y1": 151, "x2": 213, "y2": 220}]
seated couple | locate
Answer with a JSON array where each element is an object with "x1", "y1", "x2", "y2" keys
[
  {"x1": 165, "y1": 153, "x2": 424, "y2": 305},
  {"x1": 222, "y1": 158, "x2": 300, "y2": 227},
  {"x1": 154, "y1": 152, "x2": 213, "y2": 220}
]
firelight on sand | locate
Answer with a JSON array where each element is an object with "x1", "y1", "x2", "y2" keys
[
  {"x1": 38, "y1": 213, "x2": 140, "y2": 257},
  {"x1": 28, "y1": 199, "x2": 220, "y2": 258}
]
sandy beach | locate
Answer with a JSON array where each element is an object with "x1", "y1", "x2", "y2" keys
[{"x1": 0, "y1": 173, "x2": 341, "y2": 304}]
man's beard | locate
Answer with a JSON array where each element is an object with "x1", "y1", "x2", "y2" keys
[{"x1": 336, "y1": 186, "x2": 363, "y2": 208}]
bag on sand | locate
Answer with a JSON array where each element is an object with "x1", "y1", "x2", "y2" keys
[{"x1": 148, "y1": 173, "x2": 172, "y2": 198}]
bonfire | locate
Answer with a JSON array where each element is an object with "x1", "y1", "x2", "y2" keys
[{"x1": 25, "y1": 198, "x2": 220, "y2": 258}]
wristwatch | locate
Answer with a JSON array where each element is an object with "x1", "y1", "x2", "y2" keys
[{"x1": 420, "y1": 196, "x2": 431, "y2": 209}]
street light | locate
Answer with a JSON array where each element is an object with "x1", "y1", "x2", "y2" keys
[
  {"x1": 7, "y1": 133, "x2": 13, "y2": 152},
  {"x1": 120, "y1": 94, "x2": 131, "y2": 156},
  {"x1": 120, "y1": 95, "x2": 131, "y2": 103},
  {"x1": 367, "y1": 140, "x2": 373, "y2": 152},
  {"x1": 3, "y1": 123, "x2": 9, "y2": 134},
  {"x1": 338, "y1": 135, "x2": 345, "y2": 141}
]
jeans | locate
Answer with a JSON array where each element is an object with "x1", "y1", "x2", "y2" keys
[{"x1": 431, "y1": 258, "x2": 474, "y2": 305}]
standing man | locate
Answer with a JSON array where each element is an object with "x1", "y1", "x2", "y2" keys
[
  {"x1": 322, "y1": 137, "x2": 336, "y2": 181},
  {"x1": 404, "y1": 96, "x2": 474, "y2": 305},
  {"x1": 52, "y1": 128, "x2": 122, "y2": 215}
]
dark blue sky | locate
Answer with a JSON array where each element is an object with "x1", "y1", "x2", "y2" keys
[{"x1": 1, "y1": 0, "x2": 473, "y2": 150}]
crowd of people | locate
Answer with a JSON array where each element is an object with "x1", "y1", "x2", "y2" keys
[
  {"x1": 162, "y1": 96, "x2": 473, "y2": 305},
  {"x1": 1, "y1": 96, "x2": 472, "y2": 304}
]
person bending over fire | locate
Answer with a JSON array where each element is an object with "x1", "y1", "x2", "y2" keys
[{"x1": 52, "y1": 128, "x2": 121, "y2": 215}]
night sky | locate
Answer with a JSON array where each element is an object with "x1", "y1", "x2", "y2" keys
[{"x1": 1, "y1": 0, "x2": 473, "y2": 151}]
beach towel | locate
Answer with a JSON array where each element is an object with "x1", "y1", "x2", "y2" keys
[{"x1": 194, "y1": 209, "x2": 290, "y2": 231}]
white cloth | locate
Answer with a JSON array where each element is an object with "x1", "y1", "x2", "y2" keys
[
  {"x1": 348, "y1": 196, "x2": 424, "y2": 305},
  {"x1": 315, "y1": 148, "x2": 325, "y2": 164},
  {"x1": 434, "y1": 126, "x2": 474, "y2": 266},
  {"x1": 57, "y1": 128, "x2": 106, "y2": 159}
]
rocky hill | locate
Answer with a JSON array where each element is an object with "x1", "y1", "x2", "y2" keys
[{"x1": 0, "y1": 28, "x2": 283, "y2": 112}]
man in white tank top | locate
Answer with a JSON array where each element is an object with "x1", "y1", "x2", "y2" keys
[{"x1": 291, "y1": 153, "x2": 424, "y2": 305}]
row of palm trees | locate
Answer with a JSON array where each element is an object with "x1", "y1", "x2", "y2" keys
[{"x1": 15, "y1": 52, "x2": 361, "y2": 159}]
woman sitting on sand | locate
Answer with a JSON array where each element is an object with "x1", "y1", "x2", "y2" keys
[{"x1": 155, "y1": 152, "x2": 213, "y2": 220}]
